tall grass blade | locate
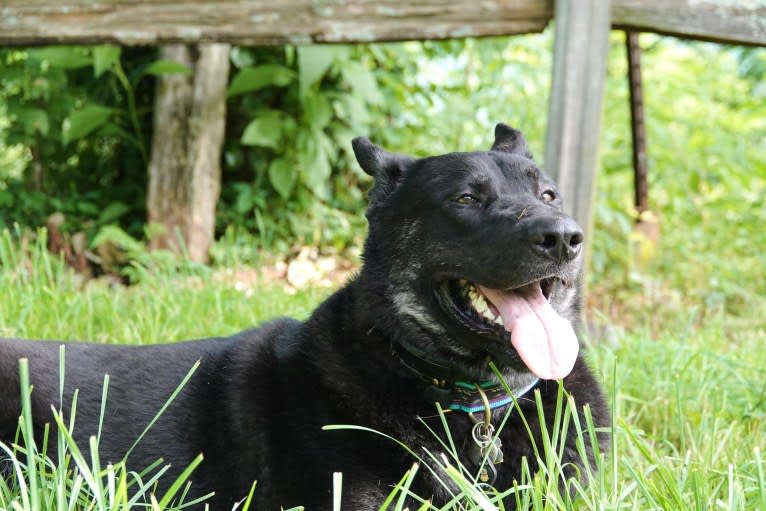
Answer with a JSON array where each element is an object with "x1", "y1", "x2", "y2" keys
[
  {"x1": 157, "y1": 452, "x2": 204, "y2": 507},
  {"x1": 234, "y1": 481, "x2": 257, "y2": 511},
  {"x1": 97, "y1": 374, "x2": 110, "y2": 445},
  {"x1": 18, "y1": 358, "x2": 40, "y2": 511},
  {"x1": 124, "y1": 360, "x2": 200, "y2": 462},
  {"x1": 333, "y1": 472, "x2": 342, "y2": 511},
  {"x1": 393, "y1": 463, "x2": 419, "y2": 511}
]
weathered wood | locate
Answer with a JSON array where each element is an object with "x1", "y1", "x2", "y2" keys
[
  {"x1": 146, "y1": 43, "x2": 230, "y2": 263},
  {"x1": 0, "y1": 1, "x2": 553, "y2": 47},
  {"x1": 3, "y1": 0, "x2": 765, "y2": 47},
  {"x1": 612, "y1": 0, "x2": 766, "y2": 47},
  {"x1": 544, "y1": 0, "x2": 611, "y2": 245}
]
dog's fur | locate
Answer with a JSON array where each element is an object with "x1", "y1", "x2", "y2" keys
[{"x1": 0, "y1": 124, "x2": 608, "y2": 509}]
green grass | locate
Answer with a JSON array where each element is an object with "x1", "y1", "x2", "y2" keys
[
  {"x1": 1, "y1": 229, "x2": 764, "y2": 510},
  {"x1": 0, "y1": 230, "x2": 327, "y2": 343}
]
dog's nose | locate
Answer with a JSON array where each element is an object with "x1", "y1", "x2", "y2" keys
[{"x1": 528, "y1": 217, "x2": 584, "y2": 262}]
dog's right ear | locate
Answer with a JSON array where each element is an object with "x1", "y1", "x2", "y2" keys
[
  {"x1": 490, "y1": 123, "x2": 533, "y2": 159},
  {"x1": 352, "y1": 137, "x2": 414, "y2": 204}
]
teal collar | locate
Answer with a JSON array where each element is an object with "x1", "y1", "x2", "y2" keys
[
  {"x1": 391, "y1": 338, "x2": 539, "y2": 413},
  {"x1": 447, "y1": 378, "x2": 540, "y2": 413}
]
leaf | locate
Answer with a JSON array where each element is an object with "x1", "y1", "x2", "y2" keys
[
  {"x1": 297, "y1": 130, "x2": 332, "y2": 198},
  {"x1": 75, "y1": 201, "x2": 100, "y2": 215},
  {"x1": 142, "y1": 59, "x2": 193, "y2": 77},
  {"x1": 62, "y1": 105, "x2": 113, "y2": 145},
  {"x1": 333, "y1": 94, "x2": 371, "y2": 124},
  {"x1": 15, "y1": 108, "x2": 49, "y2": 136},
  {"x1": 97, "y1": 123, "x2": 141, "y2": 149},
  {"x1": 96, "y1": 202, "x2": 131, "y2": 225},
  {"x1": 92, "y1": 45, "x2": 121, "y2": 78},
  {"x1": 301, "y1": 92, "x2": 333, "y2": 131},
  {"x1": 233, "y1": 183, "x2": 254, "y2": 214},
  {"x1": 241, "y1": 111, "x2": 284, "y2": 149},
  {"x1": 157, "y1": 453, "x2": 205, "y2": 508},
  {"x1": 268, "y1": 157, "x2": 297, "y2": 199},
  {"x1": 227, "y1": 65, "x2": 296, "y2": 97},
  {"x1": 29, "y1": 46, "x2": 91, "y2": 69},
  {"x1": 297, "y1": 46, "x2": 336, "y2": 94},
  {"x1": 341, "y1": 61, "x2": 384, "y2": 105},
  {"x1": 91, "y1": 225, "x2": 144, "y2": 253}
]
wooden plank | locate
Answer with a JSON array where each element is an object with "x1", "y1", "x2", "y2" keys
[
  {"x1": 2, "y1": 0, "x2": 765, "y2": 48},
  {"x1": 613, "y1": 0, "x2": 766, "y2": 47},
  {"x1": 0, "y1": 1, "x2": 553, "y2": 47},
  {"x1": 544, "y1": 0, "x2": 611, "y2": 245}
]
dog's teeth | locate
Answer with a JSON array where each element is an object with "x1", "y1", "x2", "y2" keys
[
  {"x1": 465, "y1": 283, "x2": 504, "y2": 325},
  {"x1": 481, "y1": 308, "x2": 495, "y2": 321},
  {"x1": 493, "y1": 315, "x2": 504, "y2": 326}
]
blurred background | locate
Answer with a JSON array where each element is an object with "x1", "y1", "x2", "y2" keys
[{"x1": 1, "y1": 31, "x2": 764, "y2": 329}]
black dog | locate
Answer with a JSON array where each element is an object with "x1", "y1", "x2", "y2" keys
[{"x1": 0, "y1": 124, "x2": 608, "y2": 509}]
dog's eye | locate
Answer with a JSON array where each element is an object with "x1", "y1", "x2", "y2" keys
[
  {"x1": 541, "y1": 190, "x2": 556, "y2": 203},
  {"x1": 456, "y1": 194, "x2": 480, "y2": 205}
]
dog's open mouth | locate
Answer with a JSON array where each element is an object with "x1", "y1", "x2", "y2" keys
[
  {"x1": 436, "y1": 278, "x2": 579, "y2": 380},
  {"x1": 437, "y1": 278, "x2": 560, "y2": 333}
]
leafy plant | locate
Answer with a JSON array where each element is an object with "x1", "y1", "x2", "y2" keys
[
  {"x1": 0, "y1": 46, "x2": 159, "y2": 237},
  {"x1": 219, "y1": 44, "x2": 381, "y2": 252}
]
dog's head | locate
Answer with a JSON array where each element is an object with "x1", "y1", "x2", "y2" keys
[{"x1": 353, "y1": 123, "x2": 583, "y2": 382}]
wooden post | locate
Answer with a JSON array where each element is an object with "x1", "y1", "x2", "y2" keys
[
  {"x1": 146, "y1": 43, "x2": 230, "y2": 263},
  {"x1": 544, "y1": 0, "x2": 611, "y2": 248}
]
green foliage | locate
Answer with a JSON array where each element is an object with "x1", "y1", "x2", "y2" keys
[
  {"x1": 592, "y1": 34, "x2": 766, "y2": 321},
  {"x1": 0, "y1": 46, "x2": 156, "y2": 237},
  {"x1": 1, "y1": 33, "x2": 765, "y2": 322},
  {"x1": 228, "y1": 64, "x2": 296, "y2": 96},
  {"x1": 89, "y1": 224, "x2": 209, "y2": 283},
  {"x1": 62, "y1": 104, "x2": 115, "y2": 145},
  {"x1": 141, "y1": 59, "x2": 193, "y2": 77},
  {"x1": 364, "y1": 36, "x2": 552, "y2": 157},
  {"x1": 219, "y1": 45, "x2": 379, "y2": 252}
]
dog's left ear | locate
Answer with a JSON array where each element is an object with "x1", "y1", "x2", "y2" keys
[
  {"x1": 490, "y1": 123, "x2": 533, "y2": 159},
  {"x1": 352, "y1": 137, "x2": 414, "y2": 204}
]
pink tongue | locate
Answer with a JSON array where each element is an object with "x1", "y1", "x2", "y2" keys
[{"x1": 479, "y1": 283, "x2": 578, "y2": 380}]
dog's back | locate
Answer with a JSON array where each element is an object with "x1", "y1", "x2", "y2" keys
[{"x1": 0, "y1": 319, "x2": 302, "y2": 507}]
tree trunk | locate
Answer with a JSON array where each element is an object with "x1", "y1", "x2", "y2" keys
[{"x1": 146, "y1": 43, "x2": 230, "y2": 263}]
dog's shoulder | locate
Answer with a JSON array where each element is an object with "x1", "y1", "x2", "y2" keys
[{"x1": 228, "y1": 318, "x2": 303, "y2": 354}]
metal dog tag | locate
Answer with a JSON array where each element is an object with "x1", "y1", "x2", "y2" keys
[{"x1": 468, "y1": 422, "x2": 503, "y2": 485}]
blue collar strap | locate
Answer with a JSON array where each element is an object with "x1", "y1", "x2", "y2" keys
[
  {"x1": 447, "y1": 378, "x2": 540, "y2": 413},
  {"x1": 391, "y1": 338, "x2": 539, "y2": 414}
]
